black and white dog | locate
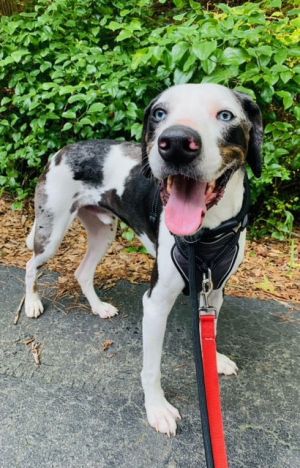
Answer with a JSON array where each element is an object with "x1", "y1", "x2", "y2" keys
[{"x1": 25, "y1": 83, "x2": 262, "y2": 436}]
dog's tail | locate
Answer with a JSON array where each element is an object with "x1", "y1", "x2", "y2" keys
[{"x1": 26, "y1": 220, "x2": 36, "y2": 250}]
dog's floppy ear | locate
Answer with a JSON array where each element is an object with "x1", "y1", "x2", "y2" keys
[
  {"x1": 141, "y1": 95, "x2": 160, "y2": 178},
  {"x1": 234, "y1": 91, "x2": 263, "y2": 177}
]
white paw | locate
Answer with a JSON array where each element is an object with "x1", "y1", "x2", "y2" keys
[
  {"x1": 25, "y1": 293, "x2": 44, "y2": 319},
  {"x1": 146, "y1": 398, "x2": 181, "y2": 436},
  {"x1": 217, "y1": 352, "x2": 238, "y2": 376},
  {"x1": 92, "y1": 301, "x2": 118, "y2": 319}
]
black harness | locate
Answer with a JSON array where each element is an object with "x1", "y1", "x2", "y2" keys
[{"x1": 171, "y1": 175, "x2": 250, "y2": 295}]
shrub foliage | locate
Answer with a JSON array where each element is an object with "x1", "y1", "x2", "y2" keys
[{"x1": 0, "y1": 0, "x2": 299, "y2": 238}]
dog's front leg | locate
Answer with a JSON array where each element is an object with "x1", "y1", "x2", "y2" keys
[
  {"x1": 141, "y1": 236, "x2": 184, "y2": 435},
  {"x1": 142, "y1": 286, "x2": 181, "y2": 436}
]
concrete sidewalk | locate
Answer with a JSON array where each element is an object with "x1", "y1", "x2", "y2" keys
[{"x1": 0, "y1": 265, "x2": 299, "y2": 467}]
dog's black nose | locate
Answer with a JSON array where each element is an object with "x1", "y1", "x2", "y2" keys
[{"x1": 158, "y1": 125, "x2": 201, "y2": 165}]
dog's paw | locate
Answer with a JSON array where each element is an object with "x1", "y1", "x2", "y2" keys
[
  {"x1": 92, "y1": 301, "x2": 118, "y2": 319},
  {"x1": 25, "y1": 293, "x2": 44, "y2": 319},
  {"x1": 146, "y1": 398, "x2": 181, "y2": 436},
  {"x1": 217, "y1": 352, "x2": 238, "y2": 376}
]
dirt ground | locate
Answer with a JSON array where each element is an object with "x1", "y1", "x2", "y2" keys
[{"x1": 0, "y1": 197, "x2": 299, "y2": 307}]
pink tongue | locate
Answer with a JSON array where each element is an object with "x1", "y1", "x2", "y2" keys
[{"x1": 165, "y1": 177, "x2": 207, "y2": 236}]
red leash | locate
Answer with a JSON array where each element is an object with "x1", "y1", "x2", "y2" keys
[
  {"x1": 188, "y1": 245, "x2": 229, "y2": 468},
  {"x1": 200, "y1": 311, "x2": 229, "y2": 468}
]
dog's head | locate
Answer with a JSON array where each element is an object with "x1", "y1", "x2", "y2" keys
[{"x1": 142, "y1": 83, "x2": 263, "y2": 236}]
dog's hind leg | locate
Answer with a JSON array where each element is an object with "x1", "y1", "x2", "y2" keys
[
  {"x1": 25, "y1": 206, "x2": 75, "y2": 318},
  {"x1": 26, "y1": 220, "x2": 36, "y2": 250},
  {"x1": 75, "y1": 207, "x2": 118, "y2": 319}
]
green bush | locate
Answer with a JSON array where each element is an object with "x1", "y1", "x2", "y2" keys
[{"x1": 0, "y1": 0, "x2": 299, "y2": 238}]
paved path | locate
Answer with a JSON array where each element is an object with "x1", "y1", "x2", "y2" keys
[{"x1": 0, "y1": 266, "x2": 299, "y2": 467}]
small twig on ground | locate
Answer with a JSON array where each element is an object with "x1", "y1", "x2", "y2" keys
[
  {"x1": 19, "y1": 337, "x2": 42, "y2": 366},
  {"x1": 21, "y1": 337, "x2": 35, "y2": 345},
  {"x1": 30, "y1": 340, "x2": 42, "y2": 366},
  {"x1": 14, "y1": 295, "x2": 25, "y2": 325}
]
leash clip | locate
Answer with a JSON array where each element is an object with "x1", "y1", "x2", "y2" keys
[
  {"x1": 199, "y1": 269, "x2": 215, "y2": 313},
  {"x1": 199, "y1": 306, "x2": 217, "y2": 316}
]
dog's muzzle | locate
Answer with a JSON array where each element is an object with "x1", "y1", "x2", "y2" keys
[{"x1": 158, "y1": 125, "x2": 201, "y2": 165}]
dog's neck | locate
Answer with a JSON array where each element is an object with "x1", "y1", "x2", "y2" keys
[{"x1": 202, "y1": 169, "x2": 246, "y2": 230}]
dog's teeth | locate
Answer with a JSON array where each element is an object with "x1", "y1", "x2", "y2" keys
[
  {"x1": 206, "y1": 181, "x2": 216, "y2": 194},
  {"x1": 167, "y1": 176, "x2": 173, "y2": 194}
]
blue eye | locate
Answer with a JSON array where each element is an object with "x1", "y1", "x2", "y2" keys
[
  {"x1": 217, "y1": 110, "x2": 234, "y2": 122},
  {"x1": 153, "y1": 108, "x2": 167, "y2": 122}
]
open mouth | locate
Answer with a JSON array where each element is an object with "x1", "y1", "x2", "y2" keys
[{"x1": 160, "y1": 168, "x2": 233, "y2": 236}]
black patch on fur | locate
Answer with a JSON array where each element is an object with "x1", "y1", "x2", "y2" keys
[
  {"x1": 64, "y1": 140, "x2": 119, "y2": 185},
  {"x1": 99, "y1": 165, "x2": 162, "y2": 243},
  {"x1": 225, "y1": 125, "x2": 247, "y2": 150},
  {"x1": 233, "y1": 91, "x2": 263, "y2": 177}
]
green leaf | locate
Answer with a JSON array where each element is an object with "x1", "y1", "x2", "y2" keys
[
  {"x1": 274, "y1": 49, "x2": 288, "y2": 64},
  {"x1": 221, "y1": 47, "x2": 248, "y2": 66},
  {"x1": 122, "y1": 229, "x2": 135, "y2": 241},
  {"x1": 192, "y1": 40, "x2": 217, "y2": 61},
  {"x1": 41, "y1": 82, "x2": 57, "y2": 90},
  {"x1": 280, "y1": 71, "x2": 293, "y2": 84},
  {"x1": 107, "y1": 21, "x2": 123, "y2": 31},
  {"x1": 11, "y1": 50, "x2": 27, "y2": 63},
  {"x1": 173, "y1": 69, "x2": 193, "y2": 85},
  {"x1": 87, "y1": 102, "x2": 105, "y2": 113},
  {"x1": 116, "y1": 29, "x2": 133, "y2": 42},
  {"x1": 171, "y1": 42, "x2": 189, "y2": 62},
  {"x1": 68, "y1": 94, "x2": 87, "y2": 104},
  {"x1": 201, "y1": 58, "x2": 216, "y2": 75},
  {"x1": 62, "y1": 110, "x2": 76, "y2": 119},
  {"x1": 62, "y1": 122, "x2": 72, "y2": 131},
  {"x1": 268, "y1": 0, "x2": 281, "y2": 7},
  {"x1": 276, "y1": 91, "x2": 293, "y2": 110}
]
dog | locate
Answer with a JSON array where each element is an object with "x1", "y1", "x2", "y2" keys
[{"x1": 25, "y1": 83, "x2": 263, "y2": 436}]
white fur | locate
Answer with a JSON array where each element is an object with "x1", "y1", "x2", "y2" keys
[{"x1": 102, "y1": 145, "x2": 137, "y2": 196}]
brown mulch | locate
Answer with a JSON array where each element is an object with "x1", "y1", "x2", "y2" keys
[{"x1": 0, "y1": 197, "x2": 299, "y2": 307}]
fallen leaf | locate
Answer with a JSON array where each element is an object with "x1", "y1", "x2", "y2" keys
[{"x1": 102, "y1": 339, "x2": 113, "y2": 351}]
